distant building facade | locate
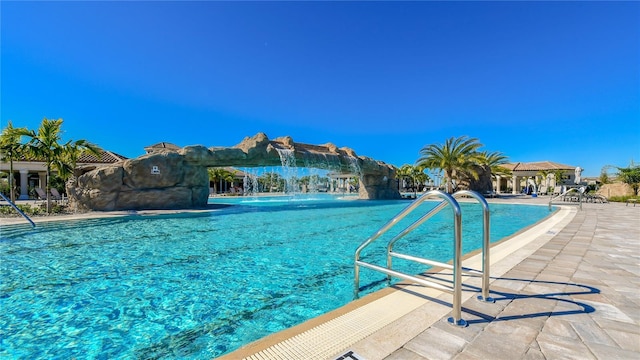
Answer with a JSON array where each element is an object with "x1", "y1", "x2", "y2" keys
[
  {"x1": 0, "y1": 150, "x2": 128, "y2": 200},
  {"x1": 496, "y1": 161, "x2": 579, "y2": 194}
]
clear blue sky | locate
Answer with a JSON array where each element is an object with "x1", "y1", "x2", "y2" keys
[{"x1": 2, "y1": 1, "x2": 638, "y2": 177}]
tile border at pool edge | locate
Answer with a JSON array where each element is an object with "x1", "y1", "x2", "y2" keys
[
  {"x1": 218, "y1": 205, "x2": 577, "y2": 360},
  {"x1": 0, "y1": 208, "x2": 226, "y2": 226}
]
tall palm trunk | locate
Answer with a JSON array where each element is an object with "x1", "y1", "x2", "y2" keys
[
  {"x1": 445, "y1": 170, "x2": 453, "y2": 193},
  {"x1": 45, "y1": 167, "x2": 52, "y2": 213},
  {"x1": 9, "y1": 163, "x2": 15, "y2": 203}
]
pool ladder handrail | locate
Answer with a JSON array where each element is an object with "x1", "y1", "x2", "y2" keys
[
  {"x1": 549, "y1": 186, "x2": 584, "y2": 211},
  {"x1": 0, "y1": 193, "x2": 36, "y2": 227},
  {"x1": 354, "y1": 190, "x2": 492, "y2": 327}
]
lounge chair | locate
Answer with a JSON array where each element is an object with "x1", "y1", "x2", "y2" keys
[
  {"x1": 50, "y1": 188, "x2": 68, "y2": 203},
  {"x1": 482, "y1": 190, "x2": 498, "y2": 198},
  {"x1": 51, "y1": 188, "x2": 63, "y2": 200},
  {"x1": 35, "y1": 187, "x2": 48, "y2": 200},
  {"x1": 590, "y1": 194, "x2": 608, "y2": 203}
]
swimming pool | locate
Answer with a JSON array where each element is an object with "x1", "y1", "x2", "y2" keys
[{"x1": 0, "y1": 195, "x2": 553, "y2": 359}]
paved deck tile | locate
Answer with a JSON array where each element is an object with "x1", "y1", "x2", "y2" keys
[{"x1": 380, "y1": 201, "x2": 639, "y2": 360}]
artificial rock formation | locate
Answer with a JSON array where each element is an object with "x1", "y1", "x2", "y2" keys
[
  {"x1": 597, "y1": 183, "x2": 637, "y2": 198},
  {"x1": 68, "y1": 133, "x2": 400, "y2": 211},
  {"x1": 457, "y1": 165, "x2": 493, "y2": 193}
]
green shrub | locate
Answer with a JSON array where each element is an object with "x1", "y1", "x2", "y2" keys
[
  {"x1": 0, "y1": 206, "x2": 15, "y2": 215},
  {"x1": 17, "y1": 204, "x2": 42, "y2": 216},
  {"x1": 50, "y1": 203, "x2": 67, "y2": 214},
  {"x1": 0, "y1": 202, "x2": 69, "y2": 216}
]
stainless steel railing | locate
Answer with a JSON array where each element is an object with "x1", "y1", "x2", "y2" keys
[
  {"x1": 354, "y1": 190, "x2": 492, "y2": 327},
  {"x1": 549, "y1": 187, "x2": 585, "y2": 211}
]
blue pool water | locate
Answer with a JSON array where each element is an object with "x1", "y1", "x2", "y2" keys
[{"x1": 0, "y1": 195, "x2": 553, "y2": 359}]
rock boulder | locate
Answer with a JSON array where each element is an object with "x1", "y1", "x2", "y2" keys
[{"x1": 68, "y1": 133, "x2": 401, "y2": 211}]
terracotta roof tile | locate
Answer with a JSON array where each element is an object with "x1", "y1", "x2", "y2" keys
[
  {"x1": 503, "y1": 161, "x2": 575, "y2": 171},
  {"x1": 144, "y1": 142, "x2": 180, "y2": 152},
  {"x1": 6, "y1": 149, "x2": 127, "y2": 164},
  {"x1": 77, "y1": 150, "x2": 128, "y2": 164}
]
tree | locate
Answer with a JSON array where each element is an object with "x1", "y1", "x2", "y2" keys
[
  {"x1": 552, "y1": 169, "x2": 566, "y2": 188},
  {"x1": 258, "y1": 172, "x2": 285, "y2": 193},
  {"x1": 16, "y1": 118, "x2": 100, "y2": 213},
  {"x1": 599, "y1": 170, "x2": 610, "y2": 185},
  {"x1": 208, "y1": 167, "x2": 236, "y2": 194},
  {"x1": 536, "y1": 170, "x2": 551, "y2": 192},
  {"x1": 617, "y1": 165, "x2": 640, "y2": 196},
  {"x1": 598, "y1": 164, "x2": 617, "y2": 185},
  {"x1": 411, "y1": 167, "x2": 429, "y2": 195},
  {"x1": 348, "y1": 176, "x2": 359, "y2": 192},
  {"x1": 536, "y1": 170, "x2": 550, "y2": 184},
  {"x1": 476, "y1": 151, "x2": 509, "y2": 176},
  {"x1": 0, "y1": 121, "x2": 28, "y2": 202},
  {"x1": 299, "y1": 174, "x2": 328, "y2": 192},
  {"x1": 396, "y1": 164, "x2": 413, "y2": 191},
  {"x1": 417, "y1": 136, "x2": 483, "y2": 193},
  {"x1": 476, "y1": 150, "x2": 510, "y2": 191},
  {"x1": 58, "y1": 139, "x2": 102, "y2": 181},
  {"x1": 398, "y1": 164, "x2": 430, "y2": 196}
]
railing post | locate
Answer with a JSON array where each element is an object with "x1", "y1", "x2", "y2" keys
[
  {"x1": 354, "y1": 190, "x2": 453, "y2": 299},
  {"x1": 479, "y1": 200, "x2": 494, "y2": 303},
  {"x1": 354, "y1": 262, "x2": 361, "y2": 299},
  {"x1": 447, "y1": 204, "x2": 466, "y2": 327},
  {"x1": 452, "y1": 191, "x2": 494, "y2": 303},
  {"x1": 579, "y1": 187, "x2": 584, "y2": 211},
  {"x1": 355, "y1": 190, "x2": 493, "y2": 326}
]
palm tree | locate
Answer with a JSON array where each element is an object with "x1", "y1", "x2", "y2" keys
[
  {"x1": 0, "y1": 121, "x2": 28, "y2": 202},
  {"x1": 17, "y1": 118, "x2": 100, "y2": 213},
  {"x1": 475, "y1": 150, "x2": 510, "y2": 192},
  {"x1": 411, "y1": 166, "x2": 429, "y2": 195},
  {"x1": 476, "y1": 151, "x2": 509, "y2": 175},
  {"x1": 258, "y1": 172, "x2": 285, "y2": 193},
  {"x1": 398, "y1": 164, "x2": 430, "y2": 196},
  {"x1": 552, "y1": 169, "x2": 565, "y2": 189},
  {"x1": 348, "y1": 176, "x2": 359, "y2": 192},
  {"x1": 58, "y1": 139, "x2": 102, "y2": 181},
  {"x1": 536, "y1": 169, "x2": 551, "y2": 194},
  {"x1": 417, "y1": 136, "x2": 483, "y2": 193},
  {"x1": 396, "y1": 164, "x2": 413, "y2": 191},
  {"x1": 208, "y1": 167, "x2": 237, "y2": 194}
]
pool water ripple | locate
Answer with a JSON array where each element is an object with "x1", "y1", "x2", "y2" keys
[{"x1": 0, "y1": 198, "x2": 553, "y2": 359}]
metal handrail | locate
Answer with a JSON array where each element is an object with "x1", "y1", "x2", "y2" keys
[
  {"x1": 0, "y1": 193, "x2": 36, "y2": 227},
  {"x1": 452, "y1": 190, "x2": 492, "y2": 302},
  {"x1": 354, "y1": 190, "x2": 467, "y2": 326},
  {"x1": 549, "y1": 187, "x2": 584, "y2": 211},
  {"x1": 354, "y1": 190, "x2": 494, "y2": 327}
]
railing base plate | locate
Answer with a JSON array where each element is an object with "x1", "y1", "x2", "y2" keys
[
  {"x1": 447, "y1": 317, "x2": 468, "y2": 327},
  {"x1": 477, "y1": 295, "x2": 495, "y2": 303}
]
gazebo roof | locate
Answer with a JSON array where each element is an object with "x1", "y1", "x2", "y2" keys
[
  {"x1": 6, "y1": 149, "x2": 127, "y2": 165},
  {"x1": 144, "y1": 142, "x2": 180, "y2": 153},
  {"x1": 225, "y1": 167, "x2": 252, "y2": 179},
  {"x1": 502, "y1": 161, "x2": 576, "y2": 172},
  {"x1": 77, "y1": 150, "x2": 128, "y2": 164}
]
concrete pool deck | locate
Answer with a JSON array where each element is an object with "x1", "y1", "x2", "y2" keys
[
  {"x1": 2, "y1": 195, "x2": 639, "y2": 359},
  {"x1": 220, "y1": 196, "x2": 640, "y2": 360}
]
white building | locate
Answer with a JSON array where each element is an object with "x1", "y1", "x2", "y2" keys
[
  {"x1": 496, "y1": 161, "x2": 579, "y2": 195},
  {"x1": 0, "y1": 150, "x2": 128, "y2": 200}
]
